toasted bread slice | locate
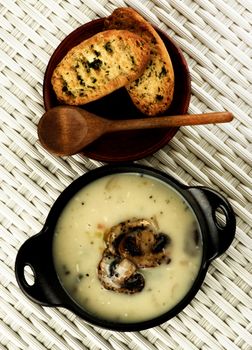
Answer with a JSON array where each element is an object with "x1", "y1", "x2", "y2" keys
[
  {"x1": 105, "y1": 8, "x2": 174, "y2": 116},
  {"x1": 51, "y1": 29, "x2": 150, "y2": 105}
]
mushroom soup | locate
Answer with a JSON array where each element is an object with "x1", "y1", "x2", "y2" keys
[{"x1": 53, "y1": 173, "x2": 203, "y2": 323}]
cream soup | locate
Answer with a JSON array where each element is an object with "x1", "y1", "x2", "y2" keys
[{"x1": 53, "y1": 174, "x2": 202, "y2": 323}]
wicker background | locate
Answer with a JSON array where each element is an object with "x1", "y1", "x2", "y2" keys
[{"x1": 0, "y1": 0, "x2": 251, "y2": 349}]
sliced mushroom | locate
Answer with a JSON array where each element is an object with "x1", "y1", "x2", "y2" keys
[
  {"x1": 104, "y1": 218, "x2": 156, "y2": 256},
  {"x1": 119, "y1": 231, "x2": 171, "y2": 267},
  {"x1": 105, "y1": 218, "x2": 171, "y2": 268},
  {"x1": 97, "y1": 249, "x2": 145, "y2": 294},
  {"x1": 98, "y1": 218, "x2": 172, "y2": 293}
]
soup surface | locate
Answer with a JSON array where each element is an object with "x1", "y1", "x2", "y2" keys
[{"x1": 53, "y1": 173, "x2": 203, "y2": 323}]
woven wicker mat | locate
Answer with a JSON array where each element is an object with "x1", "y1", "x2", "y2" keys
[{"x1": 0, "y1": 0, "x2": 251, "y2": 349}]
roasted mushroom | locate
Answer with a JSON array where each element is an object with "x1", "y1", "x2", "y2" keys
[
  {"x1": 104, "y1": 218, "x2": 155, "y2": 256},
  {"x1": 98, "y1": 249, "x2": 145, "y2": 294},
  {"x1": 105, "y1": 218, "x2": 171, "y2": 268},
  {"x1": 98, "y1": 218, "x2": 172, "y2": 293}
]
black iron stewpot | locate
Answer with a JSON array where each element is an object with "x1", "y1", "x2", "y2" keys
[{"x1": 15, "y1": 164, "x2": 236, "y2": 331}]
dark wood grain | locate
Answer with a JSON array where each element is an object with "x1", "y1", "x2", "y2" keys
[{"x1": 43, "y1": 18, "x2": 191, "y2": 162}]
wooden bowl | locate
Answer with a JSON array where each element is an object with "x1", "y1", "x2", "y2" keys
[{"x1": 43, "y1": 19, "x2": 191, "y2": 162}]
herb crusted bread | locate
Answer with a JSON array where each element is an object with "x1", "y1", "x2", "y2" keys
[
  {"x1": 105, "y1": 8, "x2": 175, "y2": 116},
  {"x1": 51, "y1": 29, "x2": 150, "y2": 105}
]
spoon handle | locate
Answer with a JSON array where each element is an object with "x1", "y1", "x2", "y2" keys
[{"x1": 108, "y1": 112, "x2": 233, "y2": 132}]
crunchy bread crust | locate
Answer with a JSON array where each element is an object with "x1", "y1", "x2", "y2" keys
[
  {"x1": 105, "y1": 8, "x2": 175, "y2": 116},
  {"x1": 51, "y1": 29, "x2": 150, "y2": 105}
]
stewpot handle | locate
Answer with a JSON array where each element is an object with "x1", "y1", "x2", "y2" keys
[
  {"x1": 15, "y1": 232, "x2": 62, "y2": 306},
  {"x1": 190, "y1": 187, "x2": 236, "y2": 260}
]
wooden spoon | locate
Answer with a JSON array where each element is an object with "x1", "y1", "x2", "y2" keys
[{"x1": 38, "y1": 106, "x2": 233, "y2": 156}]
